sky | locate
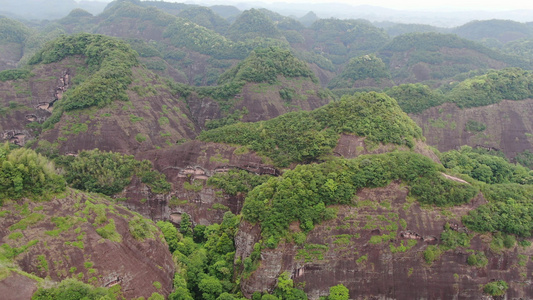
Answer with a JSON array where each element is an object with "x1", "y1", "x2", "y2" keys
[{"x1": 178, "y1": 0, "x2": 533, "y2": 11}]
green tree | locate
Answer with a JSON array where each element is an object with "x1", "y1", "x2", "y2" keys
[
  {"x1": 483, "y1": 280, "x2": 508, "y2": 296},
  {"x1": 157, "y1": 221, "x2": 180, "y2": 253},
  {"x1": 0, "y1": 143, "x2": 65, "y2": 202},
  {"x1": 216, "y1": 293, "x2": 236, "y2": 300},
  {"x1": 180, "y1": 213, "x2": 193, "y2": 237},
  {"x1": 198, "y1": 275, "x2": 223, "y2": 300},
  {"x1": 328, "y1": 284, "x2": 349, "y2": 300},
  {"x1": 32, "y1": 278, "x2": 115, "y2": 300}
]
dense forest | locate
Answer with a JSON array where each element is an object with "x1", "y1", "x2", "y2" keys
[{"x1": 2, "y1": 0, "x2": 533, "y2": 299}]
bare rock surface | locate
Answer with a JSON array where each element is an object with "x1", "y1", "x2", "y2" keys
[
  {"x1": 410, "y1": 99, "x2": 533, "y2": 159},
  {"x1": 0, "y1": 189, "x2": 175, "y2": 299},
  {"x1": 238, "y1": 181, "x2": 533, "y2": 299}
]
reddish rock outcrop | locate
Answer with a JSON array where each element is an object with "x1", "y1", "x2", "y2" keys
[
  {"x1": 334, "y1": 134, "x2": 441, "y2": 164},
  {"x1": 238, "y1": 181, "x2": 532, "y2": 299},
  {"x1": 122, "y1": 141, "x2": 279, "y2": 225},
  {"x1": 0, "y1": 190, "x2": 175, "y2": 299},
  {"x1": 410, "y1": 99, "x2": 533, "y2": 159}
]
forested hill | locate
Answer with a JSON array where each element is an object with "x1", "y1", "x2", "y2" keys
[
  {"x1": 2, "y1": 0, "x2": 532, "y2": 89},
  {"x1": 2, "y1": 1, "x2": 533, "y2": 299}
]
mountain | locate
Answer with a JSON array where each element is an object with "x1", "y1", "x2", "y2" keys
[
  {"x1": 379, "y1": 32, "x2": 531, "y2": 84},
  {"x1": 0, "y1": 145, "x2": 174, "y2": 299},
  {"x1": 453, "y1": 19, "x2": 533, "y2": 44},
  {"x1": 2, "y1": 1, "x2": 533, "y2": 299}
]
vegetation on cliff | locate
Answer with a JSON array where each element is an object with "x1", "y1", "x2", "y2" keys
[
  {"x1": 218, "y1": 46, "x2": 317, "y2": 85},
  {"x1": 57, "y1": 149, "x2": 171, "y2": 195},
  {"x1": 386, "y1": 68, "x2": 533, "y2": 113},
  {"x1": 328, "y1": 54, "x2": 391, "y2": 89},
  {"x1": 440, "y1": 146, "x2": 533, "y2": 184},
  {"x1": 243, "y1": 152, "x2": 477, "y2": 246},
  {"x1": 158, "y1": 212, "x2": 241, "y2": 300},
  {"x1": 227, "y1": 9, "x2": 281, "y2": 42},
  {"x1": 32, "y1": 278, "x2": 121, "y2": 300},
  {"x1": 447, "y1": 68, "x2": 533, "y2": 108},
  {"x1": 29, "y1": 33, "x2": 138, "y2": 128},
  {"x1": 381, "y1": 32, "x2": 530, "y2": 70},
  {"x1": 2, "y1": 5, "x2": 533, "y2": 299},
  {"x1": 0, "y1": 147, "x2": 171, "y2": 298},
  {"x1": 385, "y1": 83, "x2": 446, "y2": 113},
  {"x1": 309, "y1": 18, "x2": 389, "y2": 65},
  {"x1": 200, "y1": 92, "x2": 423, "y2": 166},
  {"x1": 0, "y1": 143, "x2": 65, "y2": 203},
  {"x1": 0, "y1": 18, "x2": 31, "y2": 44}
]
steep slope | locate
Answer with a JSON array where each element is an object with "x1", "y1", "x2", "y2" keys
[
  {"x1": 123, "y1": 91, "x2": 438, "y2": 226},
  {"x1": 410, "y1": 99, "x2": 533, "y2": 159},
  {"x1": 379, "y1": 32, "x2": 531, "y2": 84},
  {"x1": 0, "y1": 145, "x2": 174, "y2": 299},
  {"x1": 403, "y1": 68, "x2": 533, "y2": 159},
  {"x1": 0, "y1": 190, "x2": 175, "y2": 299},
  {"x1": 237, "y1": 179, "x2": 533, "y2": 299},
  {"x1": 0, "y1": 18, "x2": 31, "y2": 71},
  {"x1": 186, "y1": 46, "x2": 332, "y2": 127},
  {"x1": 0, "y1": 34, "x2": 200, "y2": 155},
  {"x1": 199, "y1": 92, "x2": 424, "y2": 167}
]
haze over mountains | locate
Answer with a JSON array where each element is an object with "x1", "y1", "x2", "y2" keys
[
  {"x1": 2, "y1": 0, "x2": 533, "y2": 26},
  {"x1": 2, "y1": 0, "x2": 533, "y2": 299}
]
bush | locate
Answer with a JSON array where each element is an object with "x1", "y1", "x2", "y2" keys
[
  {"x1": 328, "y1": 284, "x2": 349, "y2": 300},
  {"x1": 0, "y1": 143, "x2": 65, "y2": 202},
  {"x1": 32, "y1": 278, "x2": 116, "y2": 300},
  {"x1": 423, "y1": 245, "x2": 442, "y2": 264},
  {"x1": 467, "y1": 252, "x2": 488, "y2": 267},
  {"x1": 483, "y1": 280, "x2": 508, "y2": 296},
  {"x1": 0, "y1": 69, "x2": 31, "y2": 82},
  {"x1": 61, "y1": 149, "x2": 170, "y2": 196},
  {"x1": 465, "y1": 120, "x2": 486, "y2": 132},
  {"x1": 440, "y1": 146, "x2": 533, "y2": 185}
]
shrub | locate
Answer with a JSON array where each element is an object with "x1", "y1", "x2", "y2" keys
[
  {"x1": 60, "y1": 149, "x2": 170, "y2": 196},
  {"x1": 483, "y1": 280, "x2": 508, "y2": 296},
  {"x1": 0, "y1": 143, "x2": 65, "y2": 202}
]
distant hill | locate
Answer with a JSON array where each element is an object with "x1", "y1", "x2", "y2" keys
[
  {"x1": 379, "y1": 32, "x2": 531, "y2": 84},
  {"x1": 453, "y1": 19, "x2": 533, "y2": 44}
]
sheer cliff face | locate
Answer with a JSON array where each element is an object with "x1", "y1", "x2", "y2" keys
[
  {"x1": 237, "y1": 182, "x2": 533, "y2": 299},
  {"x1": 125, "y1": 141, "x2": 279, "y2": 223},
  {"x1": 410, "y1": 99, "x2": 533, "y2": 159},
  {"x1": 0, "y1": 190, "x2": 175, "y2": 299}
]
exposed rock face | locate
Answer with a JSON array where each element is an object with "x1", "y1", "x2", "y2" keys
[
  {"x1": 307, "y1": 63, "x2": 336, "y2": 88},
  {"x1": 238, "y1": 181, "x2": 533, "y2": 299},
  {"x1": 237, "y1": 78, "x2": 331, "y2": 124},
  {"x1": 0, "y1": 272, "x2": 38, "y2": 300},
  {"x1": 188, "y1": 79, "x2": 332, "y2": 128},
  {"x1": 0, "y1": 58, "x2": 80, "y2": 146},
  {"x1": 35, "y1": 67, "x2": 200, "y2": 155},
  {"x1": 385, "y1": 46, "x2": 509, "y2": 85},
  {"x1": 0, "y1": 190, "x2": 175, "y2": 299},
  {"x1": 410, "y1": 100, "x2": 533, "y2": 159},
  {"x1": 125, "y1": 141, "x2": 279, "y2": 225},
  {"x1": 334, "y1": 134, "x2": 441, "y2": 163}
]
